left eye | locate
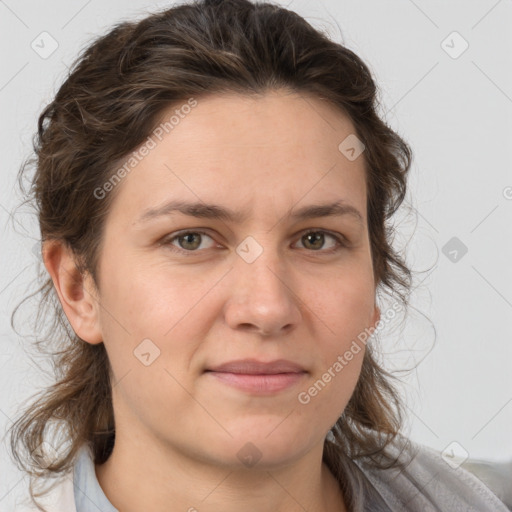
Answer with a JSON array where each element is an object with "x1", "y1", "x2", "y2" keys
[
  {"x1": 161, "y1": 229, "x2": 347, "y2": 255},
  {"x1": 296, "y1": 230, "x2": 346, "y2": 252}
]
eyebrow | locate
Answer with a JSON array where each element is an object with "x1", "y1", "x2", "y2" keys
[{"x1": 135, "y1": 199, "x2": 364, "y2": 226}]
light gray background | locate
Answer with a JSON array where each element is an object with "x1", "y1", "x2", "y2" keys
[{"x1": 1, "y1": 0, "x2": 511, "y2": 509}]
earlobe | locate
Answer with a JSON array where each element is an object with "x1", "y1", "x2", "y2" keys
[{"x1": 42, "y1": 240, "x2": 103, "y2": 344}]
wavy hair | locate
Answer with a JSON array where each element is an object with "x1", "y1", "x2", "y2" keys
[{"x1": 6, "y1": 0, "x2": 417, "y2": 509}]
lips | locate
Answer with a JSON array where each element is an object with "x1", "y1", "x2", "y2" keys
[
  {"x1": 204, "y1": 359, "x2": 308, "y2": 394},
  {"x1": 205, "y1": 358, "x2": 306, "y2": 375}
]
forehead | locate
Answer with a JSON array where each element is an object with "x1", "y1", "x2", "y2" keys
[
  {"x1": 105, "y1": 90, "x2": 367, "y2": 227},
  {"x1": 162, "y1": 90, "x2": 358, "y2": 150}
]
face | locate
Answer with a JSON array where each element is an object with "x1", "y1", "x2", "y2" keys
[{"x1": 85, "y1": 90, "x2": 380, "y2": 468}]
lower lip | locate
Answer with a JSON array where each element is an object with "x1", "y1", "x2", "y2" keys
[{"x1": 206, "y1": 371, "x2": 306, "y2": 393}]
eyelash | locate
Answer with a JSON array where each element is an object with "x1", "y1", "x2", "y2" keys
[{"x1": 159, "y1": 229, "x2": 349, "y2": 256}]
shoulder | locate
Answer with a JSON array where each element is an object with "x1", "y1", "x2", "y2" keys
[{"x1": 354, "y1": 435, "x2": 509, "y2": 512}]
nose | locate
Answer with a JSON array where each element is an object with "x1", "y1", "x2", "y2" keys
[{"x1": 223, "y1": 241, "x2": 302, "y2": 338}]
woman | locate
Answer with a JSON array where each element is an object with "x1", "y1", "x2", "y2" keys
[{"x1": 7, "y1": 0, "x2": 508, "y2": 510}]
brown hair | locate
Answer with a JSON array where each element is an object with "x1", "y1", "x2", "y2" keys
[{"x1": 7, "y1": 0, "x2": 417, "y2": 509}]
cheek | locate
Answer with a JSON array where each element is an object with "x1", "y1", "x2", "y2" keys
[
  {"x1": 307, "y1": 270, "x2": 376, "y2": 347},
  {"x1": 96, "y1": 256, "x2": 214, "y2": 392},
  {"x1": 297, "y1": 344, "x2": 365, "y2": 433},
  {"x1": 96, "y1": 262, "x2": 201, "y2": 425},
  {"x1": 98, "y1": 252, "x2": 203, "y2": 334},
  {"x1": 295, "y1": 272, "x2": 373, "y2": 415}
]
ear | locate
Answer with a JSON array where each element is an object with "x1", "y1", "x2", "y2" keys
[{"x1": 42, "y1": 240, "x2": 103, "y2": 344}]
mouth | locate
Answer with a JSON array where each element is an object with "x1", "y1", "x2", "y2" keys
[
  {"x1": 205, "y1": 371, "x2": 307, "y2": 394},
  {"x1": 204, "y1": 359, "x2": 307, "y2": 394}
]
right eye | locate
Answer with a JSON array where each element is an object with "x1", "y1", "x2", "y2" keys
[{"x1": 160, "y1": 230, "x2": 218, "y2": 254}]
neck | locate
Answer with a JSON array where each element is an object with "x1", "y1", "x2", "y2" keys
[{"x1": 95, "y1": 431, "x2": 347, "y2": 512}]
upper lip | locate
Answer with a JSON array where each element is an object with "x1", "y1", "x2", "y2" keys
[{"x1": 206, "y1": 359, "x2": 306, "y2": 375}]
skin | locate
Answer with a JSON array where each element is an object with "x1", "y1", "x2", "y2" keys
[{"x1": 44, "y1": 89, "x2": 381, "y2": 512}]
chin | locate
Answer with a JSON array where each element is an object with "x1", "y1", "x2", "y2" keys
[{"x1": 213, "y1": 428, "x2": 315, "y2": 470}]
